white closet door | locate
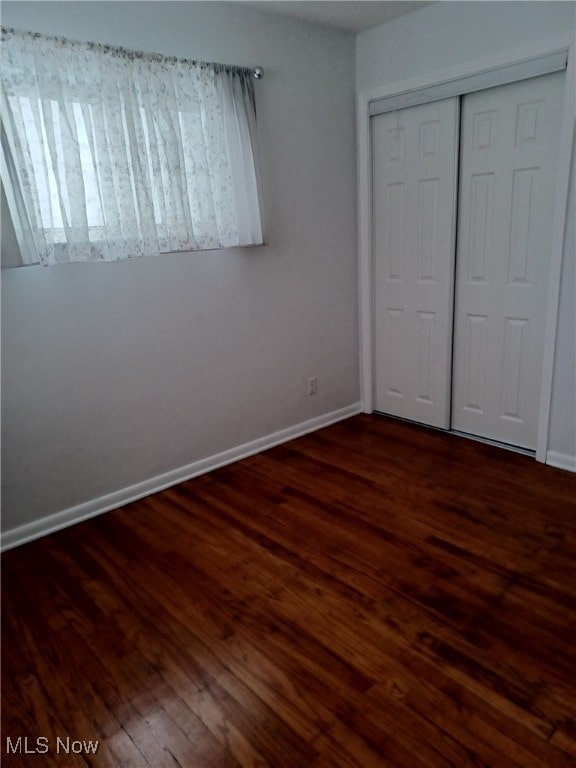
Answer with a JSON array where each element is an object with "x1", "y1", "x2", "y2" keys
[
  {"x1": 372, "y1": 98, "x2": 459, "y2": 428},
  {"x1": 452, "y1": 72, "x2": 564, "y2": 449}
]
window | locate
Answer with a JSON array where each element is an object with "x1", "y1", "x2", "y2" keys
[{"x1": 1, "y1": 27, "x2": 263, "y2": 266}]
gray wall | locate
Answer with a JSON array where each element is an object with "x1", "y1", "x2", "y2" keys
[
  {"x1": 357, "y1": 0, "x2": 576, "y2": 463},
  {"x1": 1, "y1": 2, "x2": 359, "y2": 532}
]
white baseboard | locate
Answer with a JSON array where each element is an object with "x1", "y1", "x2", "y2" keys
[
  {"x1": 546, "y1": 450, "x2": 576, "y2": 472},
  {"x1": 1, "y1": 403, "x2": 362, "y2": 552}
]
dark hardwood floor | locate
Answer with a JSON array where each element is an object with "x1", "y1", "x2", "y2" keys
[{"x1": 2, "y1": 414, "x2": 576, "y2": 767}]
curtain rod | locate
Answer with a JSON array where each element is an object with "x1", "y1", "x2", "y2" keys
[{"x1": 1, "y1": 26, "x2": 264, "y2": 79}]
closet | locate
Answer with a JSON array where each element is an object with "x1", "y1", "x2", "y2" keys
[{"x1": 372, "y1": 69, "x2": 565, "y2": 452}]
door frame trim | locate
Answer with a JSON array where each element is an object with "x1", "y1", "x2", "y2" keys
[
  {"x1": 536, "y1": 45, "x2": 575, "y2": 462},
  {"x1": 357, "y1": 36, "x2": 574, "y2": 463}
]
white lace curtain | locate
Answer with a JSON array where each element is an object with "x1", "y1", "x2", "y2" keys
[{"x1": 1, "y1": 27, "x2": 263, "y2": 266}]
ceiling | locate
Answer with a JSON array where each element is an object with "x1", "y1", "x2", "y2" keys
[{"x1": 238, "y1": 1, "x2": 432, "y2": 34}]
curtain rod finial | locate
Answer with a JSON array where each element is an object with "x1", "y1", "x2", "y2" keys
[{"x1": 253, "y1": 66, "x2": 264, "y2": 79}]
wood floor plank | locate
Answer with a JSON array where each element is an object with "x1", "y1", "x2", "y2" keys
[
  {"x1": 2, "y1": 414, "x2": 576, "y2": 766},
  {"x1": 93, "y1": 727, "x2": 149, "y2": 768}
]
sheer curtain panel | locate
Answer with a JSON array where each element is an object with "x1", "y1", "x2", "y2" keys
[{"x1": 1, "y1": 28, "x2": 263, "y2": 266}]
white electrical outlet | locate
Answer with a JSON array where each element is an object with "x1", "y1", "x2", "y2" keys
[{"x1": 307, "y1": 376, "x2": 317, "y2": 396}]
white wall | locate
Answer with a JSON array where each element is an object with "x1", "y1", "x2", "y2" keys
[
  {"x1": 1, "y1": 1, "x2": 359, "y2": 535},
  {"x1": 357, "y1": 0, "x2": 576, "y2": 466},
  {"x1": 549, "y1": 134, "x2": 576, "y2": 466},
  {"x1": 357, "y1": 1, "x2": 574, "y2": 92}
]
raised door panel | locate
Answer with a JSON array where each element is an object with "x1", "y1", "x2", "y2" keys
[
  {"x1": 452, "y1": 71, "x2": 564, "y2": 449},
  {"x1": 372, "y1": 98, "x2": 459, "y2": 428}
]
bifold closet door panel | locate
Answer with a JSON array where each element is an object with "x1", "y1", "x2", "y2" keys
[
  {"x1": 452, "y1": 71, "x2": 565, "y2": 449},
  {"x1": 372, "y1": 98, "x2": 459, "y2": 428}
]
